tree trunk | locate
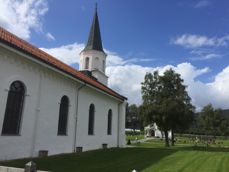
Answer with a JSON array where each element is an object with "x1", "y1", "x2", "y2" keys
[
  {"x1": 164, "y1": 130, "x2": 170, "y2": 147},
  {"x1": 171, "y1": 129, "x2": 175, "y2": 146}
]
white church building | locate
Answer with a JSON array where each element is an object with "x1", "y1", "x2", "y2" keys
[{"x1": 0, "y1": 8, "x2": 127, "y2": 160}]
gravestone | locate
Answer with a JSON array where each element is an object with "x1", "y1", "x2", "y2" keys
[{"x1": 24, "y1": 161, "x2": 37, "y2": 172}]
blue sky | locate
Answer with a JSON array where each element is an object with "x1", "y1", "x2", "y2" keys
[
  {"x1": 1, "y1": 0, "x2": 229, "y2": 110},
  {"x1": 30, "y1": 0, "x2": 229, "y2": 82}
]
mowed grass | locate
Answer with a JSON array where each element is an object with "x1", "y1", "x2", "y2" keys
[
  {"x1": 141, "y1": 145, "x2": 229, "y2": 172},
  {"x1": 1, "y1": 138, "x2": 229, "y2": 172},
  {"x1": 126, "y1": 134, "x2": 145, "y2": 141}
]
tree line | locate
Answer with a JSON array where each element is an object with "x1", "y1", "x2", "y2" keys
[{"x1": 187, "y1": 104, "x2": 229, "y2": 137}]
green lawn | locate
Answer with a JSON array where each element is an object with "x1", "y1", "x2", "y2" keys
[
  {"x1": 1, "y1": 139, "x2": 229, "y2": 172},
  {"x1": 126, "y1": 134, "x2": 145, "y2": 141}
]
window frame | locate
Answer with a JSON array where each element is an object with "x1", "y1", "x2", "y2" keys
[{"x1": 102, "y1": 60, "x2": 105, "y2": 72}]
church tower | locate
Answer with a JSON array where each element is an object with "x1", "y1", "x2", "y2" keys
[{"x1": 79, "y1": 5, "x2": 108, "y2": 85}]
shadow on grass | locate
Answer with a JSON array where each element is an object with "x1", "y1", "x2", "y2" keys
[
  {"x1": 177, "y1": 146, "x2": 229, "y2": 153},
  {"x1": 0, "y1": 147, "x2": 177, "y2": 172}
]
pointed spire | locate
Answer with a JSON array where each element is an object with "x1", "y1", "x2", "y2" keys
[
  {"x1": 83, "y1": 4, "x2": 104, "y2": 52},
  {"x1": 95, "y1": 2, "x2": 98, "y2": 11}
]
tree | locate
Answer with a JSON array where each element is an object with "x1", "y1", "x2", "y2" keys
[
  {"x1": 128, "y1": 104, "x2": 138, "y2": 133},
  {"x1": 141, "y1": 69, "x2": 194, "y2": 147},
  {"x1": 219, "y1": 119, "x2": 229, "y2": 136},
  {"x1": 126, "y1": 104, "x2": 144, "y2": 132},
  {"x1": 200, "y1": 104, "x2": 228, "y2": 136}
]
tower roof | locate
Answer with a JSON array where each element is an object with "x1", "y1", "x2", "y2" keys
[{"x1": 83, "y1": 5, "x2": 104, "y2": 52}]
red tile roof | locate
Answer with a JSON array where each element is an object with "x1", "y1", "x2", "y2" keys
[{"x1": 0, "y1": 27, "x2": 126, "y2": 101}]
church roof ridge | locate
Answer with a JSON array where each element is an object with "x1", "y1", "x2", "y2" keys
[
  {"x1": 83, "y1": 4, "x2": 104, "y2": 52},
  {"x1": 0, "y1": 27, "x2": 126, "y2": 101}
]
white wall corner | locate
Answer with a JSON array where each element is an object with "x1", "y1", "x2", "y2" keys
[{"x1": 118, "y1": 100, "x2": 127, "y2": 147}]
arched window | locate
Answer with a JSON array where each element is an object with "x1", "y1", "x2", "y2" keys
[
  {"x1": 88, "y1": 104, "x2": 95, "y2": 135},
  {"x1": 2, "y1": 81, "x2": 25, "y2": 135},
  {"x1": 107, "y1": 109, "x2": 112, "y2": 135},
  {"x1": 57, "y1": 96, "x2": 69, "y2": 135},
  {"x1": 85, "y1": 57, "x2": 90, "y2": 69}
]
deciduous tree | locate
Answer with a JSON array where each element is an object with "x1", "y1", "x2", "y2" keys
[{"x1": 141, "y1": 69, "x2": 195, "y2": 146}]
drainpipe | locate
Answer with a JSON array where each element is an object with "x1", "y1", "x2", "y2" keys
[
  {"x1": 117, "y1": 101, "x2": 123, "y2": 147},
  {"x1": 73, "y1": 83, "x2": 86, "y2": 152},
  {"x1": 31, "y1": 73, "x2": 42, "y2": 157}
]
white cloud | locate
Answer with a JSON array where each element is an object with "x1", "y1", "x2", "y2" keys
[
  {"x1": 40, "y1": 43, "x2": 84, "y2": 65},
  {"x1": 40, "y1": 42, "x2": 229, "y2": 111},
  {"x1": 106, "y1": 50, "x2": 155, "y2": 67},
  {"x1": 172, "y1": 34, "x2": 229, "y2": 48},
  {"x1": 0, "y1": 0, "x2": 48, "y2": 40},
  {"x1": 46, "y1": 32, "x2": 55, "y2": 41},
  {"x1": 107, "y1": 65, "x2": 152, "y2": 105},
  {"x1": 209, "y1": 66, "x2": 229, "y2": 107},
  {"x1": 41, "y1": 43, "x2": 156, "y2": 68},
  {"x1": 194, "y1": 0, "x2": 211, "y2": 8},
  {"x1": 174, "y1": 63, "x2": 210, "y2": 83},
  {"x1": 190, "y1": 53, "x2": 222, "y2": 61}
]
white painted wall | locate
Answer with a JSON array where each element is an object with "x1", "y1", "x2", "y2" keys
[
  {"x1": 92, "y1": 70, "x2": 108, "y2": 85},
  {"x1": 0, "y1": 45, "x2": 126, "y2": 160},
  {"x1": 0, "y1": 47, "x2": 42, "y2": 160},
  {"x1": 76, "y1": 86, "x2": 119, "y2": 151},
  {"x1": 118, "y1": 100, "x2": 127, "y2": 147}
]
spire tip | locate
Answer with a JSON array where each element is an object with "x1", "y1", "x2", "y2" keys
[{"x1": 95, "y1": 2, "x2": 98, "y2": 12}]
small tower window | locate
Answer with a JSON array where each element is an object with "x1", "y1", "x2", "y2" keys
[
  {"x1": 85, "y1": 57, "x2": 90, "y2": 69},
  {"x1": 95, "y1": 57, "x2": 99, "y2": 69},
  {"x1": 102, "y1": 60, "x2": 105, "y2": 72}
]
